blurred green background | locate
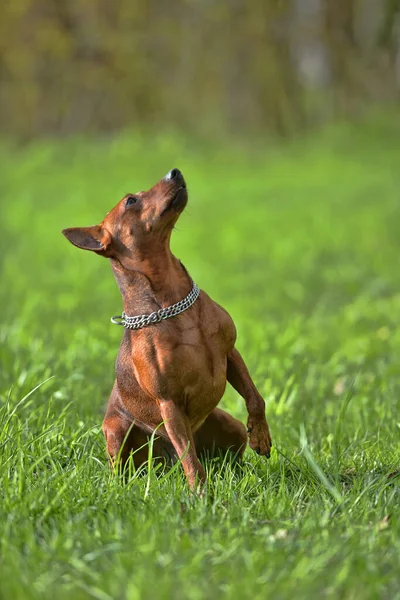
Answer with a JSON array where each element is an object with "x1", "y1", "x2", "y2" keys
[
  {"x1": 0, "y1": 0, "x2": 399, "y2": 138},
  {"x1": 1, "y1": 2, "x2": 400, "y2": 600}
]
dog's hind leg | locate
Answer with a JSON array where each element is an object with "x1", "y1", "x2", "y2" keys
[
  {"x1": 194, "y1": 407, "x2": 247, "y2": 460},
  {"x1": 102, "y1": 409, "x2": 133, "y2": 468},
  {"x1": 102, "y1": 381, "x2": 171, "y2": 469}
]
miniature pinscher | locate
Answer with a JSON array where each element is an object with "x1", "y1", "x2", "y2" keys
[{"x1": 63, "y1": 169, "x2": 272, "y2": 489}]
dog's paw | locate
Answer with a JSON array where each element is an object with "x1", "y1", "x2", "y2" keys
[{"x1": 247, "y1": 418, "x2": 272, "y2": 458}]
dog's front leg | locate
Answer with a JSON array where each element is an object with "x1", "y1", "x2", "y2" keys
[
  {"x1": 159, "y1": 400, "x2": 206, "y2": 490},
  {"x1": 227, "y1": 347, "x2": 272, "y2": 457}
]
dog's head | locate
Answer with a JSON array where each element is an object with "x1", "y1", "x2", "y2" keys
[{"x1": 62, "y1": 169, "x2": 187, "y2": 259}]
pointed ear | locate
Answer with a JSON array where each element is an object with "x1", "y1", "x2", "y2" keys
[{"x1": 62, "y1": 226, "x2": 111, "y2": 254}]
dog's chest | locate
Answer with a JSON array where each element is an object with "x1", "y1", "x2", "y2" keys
[
  {"x1": 125, "y1": 317, "x2": 230, "y2": 402},
  {"x1": 116, "y1": 294, "x2": 236, "y2": 427},
  {"x1": 133, "y1": 327, "x2": 227, "y2": 398}
]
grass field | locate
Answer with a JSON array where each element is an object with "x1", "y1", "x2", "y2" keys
[{"x1": 1, "y1": 115, "x2": 399, "y2": 599}]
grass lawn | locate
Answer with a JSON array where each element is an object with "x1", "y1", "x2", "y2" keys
[{"x1": 1, "y1": 116, "x2": 399, "y2": 599}]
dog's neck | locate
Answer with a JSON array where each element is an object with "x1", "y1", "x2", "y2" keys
[{"x1": 109, "y1": 247, "x2": 192, "y2": 315}]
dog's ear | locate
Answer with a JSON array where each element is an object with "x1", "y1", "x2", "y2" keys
[{"x1": 62, "y1": 226, "x2": 111, "y2": 255}]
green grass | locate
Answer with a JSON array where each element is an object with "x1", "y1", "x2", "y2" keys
[{"x1": 1, "y1": 116, "x2": 400, "y2": 599}]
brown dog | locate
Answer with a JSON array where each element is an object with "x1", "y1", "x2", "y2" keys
[{"x1": 63, "y1": 169, "x2": 272, "y2": 489}]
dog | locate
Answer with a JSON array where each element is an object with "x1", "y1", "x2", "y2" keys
[{"x1": 62, "y1": 169, "x2": 272, "y2": 489}]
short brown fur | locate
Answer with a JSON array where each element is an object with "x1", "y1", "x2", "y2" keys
[{"x1": 62, "y1": 169, "x2": 272, "y2": 489}]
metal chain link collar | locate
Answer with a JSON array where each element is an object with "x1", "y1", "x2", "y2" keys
[{"x1": 110, "y1": 281, "x2": 200, "y2": 330}]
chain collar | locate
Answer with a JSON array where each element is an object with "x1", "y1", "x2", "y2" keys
[{"x1": 110, "y1": 281, "x2": 200, "y2": 330}]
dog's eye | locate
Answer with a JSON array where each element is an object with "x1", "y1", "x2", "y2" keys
[{"x1": 125, "y1": 196, "x2": 138, "y2": 207}]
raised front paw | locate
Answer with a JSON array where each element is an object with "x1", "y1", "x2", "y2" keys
[{"x1": 247, "y1": 418, "x2": 272, "y2": 458}]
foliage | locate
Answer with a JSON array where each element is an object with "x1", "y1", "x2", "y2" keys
[
  {"x1": 0, "y1": 0, "x2": 399, "y2": 137},
  {"x1": 0, "y1": 116, "x2": 400, "y2": 599}
]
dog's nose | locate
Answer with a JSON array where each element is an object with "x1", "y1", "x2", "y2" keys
[{"x1": 165, "y1": 168, "x2": 182, "y2": 181}]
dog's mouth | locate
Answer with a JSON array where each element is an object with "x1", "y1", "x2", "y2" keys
[{"x1": 170, "y1": 185, "x2": 188, "y2": 210}]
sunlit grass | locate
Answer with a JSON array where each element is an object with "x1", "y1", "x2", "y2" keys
[{"x1": 1, "y1": 117, "x2": 399, "y2": 599}]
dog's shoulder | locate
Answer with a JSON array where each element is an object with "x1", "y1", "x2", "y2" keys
[{"x1": 197, "y1": 289, "x2": 237, "y2": 348}]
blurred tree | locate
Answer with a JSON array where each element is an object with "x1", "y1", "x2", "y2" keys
[{"x1": 0, "y1": 0, "x2": 398, "y2": 138}]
